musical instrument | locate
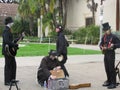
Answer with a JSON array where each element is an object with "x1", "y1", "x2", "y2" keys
[
  {"x1": 101, "y1": 44, "x2": 114, "y2": 54},
  {"x1": 101, "y1": 35, "x2": 113, "y2": 54},
  {"x1": 5, "y1": 32, "x2": 25, "y2": 57}
]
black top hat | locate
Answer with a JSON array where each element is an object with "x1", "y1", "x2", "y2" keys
[
  {"x1": 56, "y1": 24, "x2": 63, "y2": 31},
  {"x1": 49, "y1": 50, "x2": 57, "y2": 56},
  {"x1": 102, "y1": 22, "x2": 111, "y2": 31},
  {"x1": 4, "y1": 17, "x2": 13, "y2": 25}
]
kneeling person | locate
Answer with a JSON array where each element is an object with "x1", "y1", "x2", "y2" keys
[{"x1": 37, "y1": 50, "x2": 63, "y2": 87}]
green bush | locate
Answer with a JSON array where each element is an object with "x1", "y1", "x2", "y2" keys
[{"x1": 73, "y1": 25, "x2": 100, "y2": 44}]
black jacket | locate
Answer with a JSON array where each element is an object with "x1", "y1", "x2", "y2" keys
[
  {"x1": 99, "y1": 33, "x2": 120, "y2": 52},
  {"x1": 2, "y1": 26, "x2": 17, "y2": 55},
  {"x1": 38, "y1": 56, "x2": 60, "y2": 80},
  {"x1": 56, "y1": 31, "x2": 69, "y2": 55}
]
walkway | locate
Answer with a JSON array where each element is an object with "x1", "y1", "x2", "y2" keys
[{"x1": 0, "y1": 44, "x2": 120, "y2": 90}]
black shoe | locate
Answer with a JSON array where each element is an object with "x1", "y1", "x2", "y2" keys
[
  {"x1": 38, "y1": 80, "x2": 44, "y2": 87},
  {"x1": 5, "y1": 82, "x2": 11, "y2": 86},
  {"x1": 107, "y1": 84, "x2": 116, "y2": 89},
  {"x1": 102, "y1": 81, "x2": 110, "y2": 86}
]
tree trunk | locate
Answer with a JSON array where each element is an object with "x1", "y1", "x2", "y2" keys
[
  {"x1": 63, "y1": 0, "x2": 68, "y2": 28},
  {"x1": 116, "y1": 0, "x2": 119, "y2": 31},
  {"x1": 29, "y1": 16, "x2": 34, "y2": 36},
  {"x1": 92, "y1": 0, "x2": 95, "y2": 25}
]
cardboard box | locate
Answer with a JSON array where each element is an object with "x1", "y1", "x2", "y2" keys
[{"x1": 50, "y1": 69, "x2": 65, "y2": 79}]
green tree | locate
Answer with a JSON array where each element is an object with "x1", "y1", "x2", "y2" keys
[
  {"x1": 17, "y1": 0, "x2": 69, "y2": 37},
  {"x1": 18, "y1": 0, "x2": 36, "y2": 36}
]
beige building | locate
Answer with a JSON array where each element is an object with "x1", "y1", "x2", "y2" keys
[
  {"x1": 66, "y1": 0, "x2": 119, "y2": 31},
  {"x1": 0, "y1": 3, "x2": 18, "y2": 26}
]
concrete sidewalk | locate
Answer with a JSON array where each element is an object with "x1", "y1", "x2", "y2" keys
[
  {"x1": 0, "y1": 54, "x2": 120, "y2": 90},
  {"x1": 0, "y1": 44, "x2": 120, "y2": 90}
]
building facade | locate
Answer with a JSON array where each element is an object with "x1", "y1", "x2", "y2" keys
[
  {"x1": 0, "y1": 3, "x2": 18, "y2": 26},
  {"x1": 66, "y1": 0, "x2": 119, "y2": 31}
]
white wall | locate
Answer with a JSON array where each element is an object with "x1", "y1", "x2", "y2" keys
[
  {"x1": 67, "y1": 0, "x2": 117, "y2": 31},
  {"x1": 67, "y1": 0, "x2": 91, "y2": 30}
]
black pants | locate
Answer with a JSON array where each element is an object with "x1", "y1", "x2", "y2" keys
[
  {"x1": 4, "y1": 54, "x2": 16, "y2": 83},
  {"x1": 104, "y1": 51, "x2": 116, "y2": 84},
  {"x1": 60, "y1": 54, "x2": 69, "y2": 77}
]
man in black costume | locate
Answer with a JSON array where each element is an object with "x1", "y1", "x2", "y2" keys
[
  {"x1": 99, "y1": 22, "x2": 120, "y2": 89},
  {"x1": 55, "y1": 24, "x2": 69, "y2": 77},
  {"x1": 2, "y1": 17, "x2": 19, "y2": 86}
]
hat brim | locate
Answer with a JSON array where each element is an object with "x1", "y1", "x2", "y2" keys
[{"x1": 103, "y1": 26, "x2": 111, "y2": 31}]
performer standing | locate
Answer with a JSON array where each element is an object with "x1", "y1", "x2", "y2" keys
[
  {"x1": 55, "y1": 24, "x2": 69, "y2": 77},
  {"x1": 2, "y1": 17, "x2": 18, "y2": 86},
  {"x1": 99, "y1": 22, "x2": 120, "y2": 89}
]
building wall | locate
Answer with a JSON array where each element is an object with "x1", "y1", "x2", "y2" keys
[
  {"x1": 0, "y1": 3, "x2": 18, "y2": 26},
  {"x1": 102, "y1": 0, "x2": 116, "y2": 30},
  {"x1": 67, "y1": 0, "x2": 117, "y2": 31}
]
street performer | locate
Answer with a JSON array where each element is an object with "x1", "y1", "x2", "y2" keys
[
  {"x1": 2, "y1": 17, "x2": 19, "y2": 86},
  {"x1": 99, "y1": 22, "x2": 120, "y2": 89},
  {"x1": 37, "y1": 50, "x2": 67, "y2": 87}
]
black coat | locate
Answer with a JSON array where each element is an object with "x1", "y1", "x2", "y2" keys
[
  {"x1": 2, "y1": 26, "x2": 17, "y2": 55},
  {"x1": 56, "y1": 31, "x2": 69, "y2": 55},
  {"x1": 99, "y1": 33, "x2": 120, "y2": 52},
  {"x1": 37, "y1": 56, "x2": 60, "y2": 81}
]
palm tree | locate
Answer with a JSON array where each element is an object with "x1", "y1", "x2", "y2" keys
[
  {"x1": 87, "y1": 0, "x2": 98, "y2": 25},
  {"x1": 18, "y1": 0, "x2": 69, "y2": 37}
]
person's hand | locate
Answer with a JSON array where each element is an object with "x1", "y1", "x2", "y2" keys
[
  {"x1": 56, "y1": 66, "x2": 61, "y2": 70},
  {"x1": 50, "y1": 75, "x2": 56, "y2": 79},
  {"x1": 109, "y1": 43, "x2": 114, "y2": 48},
  {"x1": 53, "y1": 66, "x2": 61, "y2": 70},
  {"x1": 101, "y1": 46, "x2": 107, "y2": 50}
]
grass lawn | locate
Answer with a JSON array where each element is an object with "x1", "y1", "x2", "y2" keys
[{"x1": 0, "y1": 43, "x2": 101, "y2": 57}]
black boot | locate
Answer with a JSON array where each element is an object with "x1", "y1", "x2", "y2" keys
[
  {"x1": 107, "y1": 84, "x2": 116, "y2": 89},
  {"x1": 102, "y1": 81, "x2": 110, "y2": 86}
]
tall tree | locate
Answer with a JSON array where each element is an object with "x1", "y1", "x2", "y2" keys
[
  {"x1": 87, "y1": 0, "x2": 98, "y2": 25},
  {"x1": 18, "y1": 0, "x2": 68, "y2": 37}
]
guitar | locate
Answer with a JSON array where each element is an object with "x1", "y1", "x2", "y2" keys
[
  {"x1": 5, "y1": 32, "x2": 25, "y2": 57},
  {"x1": 101, "y1": 37, "x2": 113, "y2": 54}
]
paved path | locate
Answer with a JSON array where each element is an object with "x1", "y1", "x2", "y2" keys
[{"x1": 0, "y1": 44, "x2": 120, "y2": 90}]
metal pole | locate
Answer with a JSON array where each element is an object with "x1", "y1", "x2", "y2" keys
[
  {"x1": 40, "y1": 15, "x2": 43, "y2": 43},
  {"x1": 48, "y1": 37, "x2": 51, "y2": 52},
  {"x1": 99, "y1": 1, "x2": 104, "y2": 45},
  {"x1": 100, "y1": 5, "x2": 103, "y2": 41}
]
